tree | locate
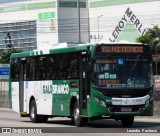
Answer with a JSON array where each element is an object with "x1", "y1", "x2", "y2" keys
[
  {"x1": 136, "y1": 25, "x2": 160, "y2": 54},
  {"x1": 136, "y1": 25, "x2": 160, "y2": 75},
  {"x1": 0, "y1": 49, "x2": 21, "y2": 64}
]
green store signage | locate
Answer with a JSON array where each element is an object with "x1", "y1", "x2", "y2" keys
[{"x1": 38, "y1": 12, "x2": 55, "y2": 20}]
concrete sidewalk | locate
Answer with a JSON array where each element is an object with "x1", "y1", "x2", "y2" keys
[{"x1": 0, "y1": 108, "x2": 13, "y2": 112}]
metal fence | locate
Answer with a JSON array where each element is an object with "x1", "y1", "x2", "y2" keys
[{"x1": 0, "y1": 80, "x2": 9, "y2": 108}]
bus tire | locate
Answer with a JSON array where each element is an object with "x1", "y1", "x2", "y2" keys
[
  {"x1": 121, "y1": 116, "x2": 134, "y2": 127},
  {"x1": 40, "y1": 116, "x2": 48, "y2": 123},
  {"x1": 72, "y1": 102, "x2": 87, "y2": 127},
  {"x1": 29, "y1": 100, "x2": 41, "y2": 123}
]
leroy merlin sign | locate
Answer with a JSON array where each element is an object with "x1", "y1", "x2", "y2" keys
[{"x1": 109, "y1": 7, "x2": 146, "y2": 42}]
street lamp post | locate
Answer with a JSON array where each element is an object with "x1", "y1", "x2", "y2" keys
[
  {"x1": 77, "y1": 0, "x2": 81, "y2": 43},
  {"x1": 97, "y1": 15, "x2": 103, "y2": 42}
]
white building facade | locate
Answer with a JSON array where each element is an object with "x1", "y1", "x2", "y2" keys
[
  {"x1": 0, "y1": 0, "x2": 89, "y2": 51},
  {"x1": 0, "y1": 0, "x2": 160, "y2": 51},
  {"x1": 89, "y1": 0, "x2": 160, "y2": 43}
]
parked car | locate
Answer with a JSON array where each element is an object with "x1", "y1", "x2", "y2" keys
[{"x1": 154, "y1": 75, "x2": 160, "y2": 91}]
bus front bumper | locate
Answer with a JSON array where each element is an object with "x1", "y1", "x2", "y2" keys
[{"x1": 88, "y1": 97, "x2": 153, "y2": 117}]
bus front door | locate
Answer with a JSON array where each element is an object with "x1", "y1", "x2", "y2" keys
[
  {"x1": 79, "y1": 52, "x2": 88, "y2": 116},
  {"x1": 19, "y1": 59, "x2": 27, "y2": 115}
]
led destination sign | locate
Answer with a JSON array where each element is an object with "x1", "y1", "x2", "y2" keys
[{"x1": 101, "y1": 46, "x2": 143, "y2": 53}]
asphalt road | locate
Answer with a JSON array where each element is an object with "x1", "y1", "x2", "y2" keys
[{"x1": 0, "y1": 108, "x2": 160, "y2": 136}]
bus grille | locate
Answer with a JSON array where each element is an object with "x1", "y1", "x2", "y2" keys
[
  {"x1": 97, "y1": 88, "x2": 151, "y2": 98},
  {"x1": 107, "y1": 105, "x2": 143, "y2": 113}
]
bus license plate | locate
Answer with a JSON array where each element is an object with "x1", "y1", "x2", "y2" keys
[{"x1": 121, "y1": 108, "x2": 132, "y2": 112}]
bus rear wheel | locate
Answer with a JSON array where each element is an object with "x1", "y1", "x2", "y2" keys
[
  {"x1": 121, "y1": 116, "x2": 134, "y2": 127},
  {"x1": 72, "y1": 103, "x2": 87, "y2": 127},
  {"x1": 29, "y1": 100, "x2": 48, "y2": 123},
  {"x1": 30, "y1": 100, "x2": 39, "y2": 123}
]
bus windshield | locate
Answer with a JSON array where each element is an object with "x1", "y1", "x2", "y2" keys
[
  {"x1": 94, "y1": 57, "x2": 153, "y2": 88},
  {"x1": 94, "y1": 44, "x2": 153, "y2": 89}
]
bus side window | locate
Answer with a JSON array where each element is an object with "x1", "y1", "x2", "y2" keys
[
  {"x1": 58, "y1": 54, "x2": 66, "y2": 79},
  {"x1": 36, "y1": 56, "x2": 47, "y2": 80},
  {"x1": 30, "y1": 57, "x2": 36, "y2": 80},
  {"x1": 46, "y1": 56, "x2": 54, "y2": 80},
  {"x1": 68, "y1": 53, "x2": 79, "y2": 79},
  {"x1": 11, "y1": 59, "x2": 15, "y2": 81},
  {"x1": 51, "y1": 57, "x2": 56, "y2": 80},
  {"x1": 26, "y1": 57, "x2": 30, "y2": 80},
  {"x1": 69, "y1": 59, "x2": 78, "y2": 79},
  {"x1": 53, "y1": 55, "x2": 59, "y2": 80},
  {"x1": 11, "y1": 58, "x2": 20, "y2": 81}
]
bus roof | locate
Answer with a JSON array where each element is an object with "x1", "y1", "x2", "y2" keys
[
  {"x1": 95, "y1": 40, "x2": 145, "y2": 45},
  {"x1": 10, "y1": 42, "x2": 147, "y2": 58},
  {"x1": 10, "y1": 43, "x2": 93, "y2": 58}
]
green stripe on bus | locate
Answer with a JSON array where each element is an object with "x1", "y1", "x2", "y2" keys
[{"x1": 90, "y1": 0, "x2": 159, "y2": 8}]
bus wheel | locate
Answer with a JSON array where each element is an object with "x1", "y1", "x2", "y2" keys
[
  {"x1": 72, "y1": 103, "x2": 87, "y2": 127},
  {"x1": 40, "y1": 116, "x2": 48, "y2": 123},
  {"x1": 29, "y1": 100, "x2": 40, "y2": 123},
  {"x1": 121, "y1": 116, "x2": 134, "y2": 127}
]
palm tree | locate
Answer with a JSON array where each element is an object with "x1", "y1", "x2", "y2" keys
[
  {"x1": 136, "y1": 25, "x2": 160, "y2": 54},
  {"x1": 136, "y1": 25, "x2": 160, "y2": 75}
]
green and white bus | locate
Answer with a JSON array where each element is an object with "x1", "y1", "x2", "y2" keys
[{"x1": 9, "y1": 42, "x2": 154, "y2": 127}]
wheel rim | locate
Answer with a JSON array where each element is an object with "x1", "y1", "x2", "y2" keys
[
  {"x1": 74, "y1": 108, "x2": 80, "y2": 124},
  {"x1": 31, "y1": 106, "x2": 35, "y2": 119}
]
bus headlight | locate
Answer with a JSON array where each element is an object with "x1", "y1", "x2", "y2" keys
[
  {"x1": 99, "y1": 100, "x2": 106, "y2": 107},
  {"x1": 93, "y1": 96, "x2": 99, "y2": 103},
  {"x1": 145, "y1": 90, "x2": 153, "y2": 105},
  {"x1": 145, "y1": 99, "x2": 150, "y2": 105},
  {"x1": 145, "y1": 96, "x2": 153, "y2": 105},
  {"x1": 93, "y1": 96, "x2": 106, "y2": 107}
]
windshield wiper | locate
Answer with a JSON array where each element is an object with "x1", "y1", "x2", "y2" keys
[{"x1": 130, "y1": 55, "x2": 140, "y2": 73}]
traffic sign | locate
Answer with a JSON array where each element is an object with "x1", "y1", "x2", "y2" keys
[{"x1": 0, "y1": 64, "x2": 10, "y2": 79}]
